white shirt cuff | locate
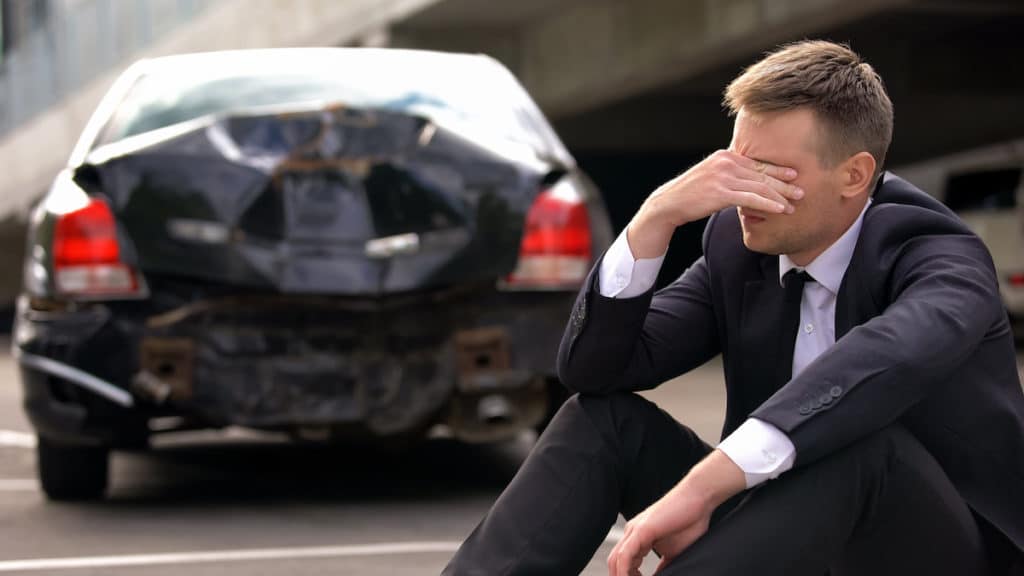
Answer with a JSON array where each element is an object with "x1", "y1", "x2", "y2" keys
[
  {"x1": 717, "y1": 418, "x2": 797, "y2": 488},
  {"x1": 598, "y1": 229, "x2": 666, "y2": 298}
]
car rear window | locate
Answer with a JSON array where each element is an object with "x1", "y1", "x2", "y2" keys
[{"x1": 96, "y1": 51, "x2": 561, "y2": 159}]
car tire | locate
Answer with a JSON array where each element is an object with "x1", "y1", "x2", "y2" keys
[{"x1": 36, "y1": 437, "x2": 109, "y2": 501}]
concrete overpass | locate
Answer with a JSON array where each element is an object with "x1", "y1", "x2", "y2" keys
[{"x1": 1, "y1": 0, "x2": 1022, "y2": 305}]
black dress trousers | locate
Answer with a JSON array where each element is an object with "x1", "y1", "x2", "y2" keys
[{"x1": 443, "y1": 391, "x2": 994, "y2": 576}]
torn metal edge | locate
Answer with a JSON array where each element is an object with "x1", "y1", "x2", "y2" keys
[{"x1": 12, "y1": 348, "x2": 134, "y2": 407}]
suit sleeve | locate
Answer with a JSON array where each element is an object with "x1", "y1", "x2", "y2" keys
[
  {"x1": 556, "y1": 219, "x2": 721, "y2": 395},
  {"x1": 751, "y1": 231, "x2": 1004, "y2": 465}
]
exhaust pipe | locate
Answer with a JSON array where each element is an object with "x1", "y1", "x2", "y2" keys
[{"x1": 477, "y1": 394, "x2": 515, "y2": 425}]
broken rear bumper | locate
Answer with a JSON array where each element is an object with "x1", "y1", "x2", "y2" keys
[{"x1": 15, "y1": 286, "x2": 573, "y2": 446}]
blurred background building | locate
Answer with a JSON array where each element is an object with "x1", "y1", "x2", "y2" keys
[{"x1": 0, "y1": 0, "x2": 1022, "y2": 317}]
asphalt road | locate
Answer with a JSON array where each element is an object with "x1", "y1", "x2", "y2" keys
[
  {"x1": 0, "y1": 338, "x2": 731, "y2": 576},
  {"x1": 2, "y1": 340, "x2": 1020, "y2": 576}
]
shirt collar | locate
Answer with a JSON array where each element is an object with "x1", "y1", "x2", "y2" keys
[{"x1": 778, "y1": 198, "x2": 872, "y2": 295}]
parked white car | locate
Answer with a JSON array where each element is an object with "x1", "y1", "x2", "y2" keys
[{"x1": 895, "y1": 140, "x2": 1024, "y2": 339}]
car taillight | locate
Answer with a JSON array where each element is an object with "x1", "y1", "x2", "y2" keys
[
  {"x1": 1009, "y1": 272, "x2": 1024, "y2": 288},
  {"x1": 504, "y1": 183, "x2": 592, "y2": 289},
  {"x1": 53, "y1": 197, "x2": 142, "y2": 298}
]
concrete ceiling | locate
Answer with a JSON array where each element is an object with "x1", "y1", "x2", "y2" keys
[
  {"x1": 395, "y1": 0, "x2": 1024, "y2": 164},
  {"x1": 553, "y1": 2, "x2": 1024, "y2": 166},
  {"x1": 398, "y1": 0, "x2": 583, "y2": 30}
]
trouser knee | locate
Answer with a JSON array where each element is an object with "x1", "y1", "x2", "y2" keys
[
  {"x1": 546, "y1": 392, "x2": 659, "y2": 450},
  {"x1": 841, "y1": 425, "x2": 918, "y2": 464},
  {"x1": 557, "y1": 392, "x2": 654, "y2": 428},
  {"x1": 818, "y1": 425, "x2": 929, "y2": 492}
]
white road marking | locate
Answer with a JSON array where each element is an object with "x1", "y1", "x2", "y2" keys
[
  {"x1": 0, "y1": 430, "x2": 35, "y2": 448},
  {"x1": 0, "y1": 542, "x2": 461, "y2": 572},
  {"x1": 605, "y1": 526, "x2": 625, "y2": 543},
  {"x1": 0, "y1": 527, "x2": 627, "y2": 571},
  {"x1": 0, "y1": 479, "x2": 36, "y2": 492}
]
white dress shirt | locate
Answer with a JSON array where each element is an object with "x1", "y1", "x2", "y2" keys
[{"x1": 598, "y1": 200, "x2": 872, "y2": 488}]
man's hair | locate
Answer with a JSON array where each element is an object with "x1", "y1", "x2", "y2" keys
[{"x1": 724, "y1": 40, "x2": 893, "y2": 181}]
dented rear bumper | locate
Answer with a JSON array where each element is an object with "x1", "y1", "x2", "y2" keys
[{"x1": 15, "y1": 286, "x2": 572, "y2": 445}]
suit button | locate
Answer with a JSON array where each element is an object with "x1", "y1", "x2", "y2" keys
[
  {"x1": 799, "y1": 403, "x2": 811, "y2": 415},
  {"x1": 820, "y1": 393, "x2": 832, "y2": 405},
  {"x1": 830, "y1": 386, "x2": 843, "y2": 398},
  {"x1": 811, "y1": 398, "x2": 822, "y2": 410}
]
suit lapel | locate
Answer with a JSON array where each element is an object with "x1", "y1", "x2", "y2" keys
[
  {"x1": 739, "y1": 256, "x2": 790, "y2": 414},
  {"x1": 836, "y1": 273, "x2": 854, "y2": 340},
  {"x1": 835, "y1": 199, "x2": 882, "y2": 340}
]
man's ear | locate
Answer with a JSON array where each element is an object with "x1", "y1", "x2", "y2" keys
[{"x1": 839, "y1": 152, "x2": 877, "y2": 199}]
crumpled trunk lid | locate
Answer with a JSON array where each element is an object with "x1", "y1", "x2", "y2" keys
[{"x1": 83, "y1": 105, "x2": 549, "y2": 295}]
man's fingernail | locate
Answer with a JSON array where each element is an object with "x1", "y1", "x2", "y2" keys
[
  {"x1": 793, "y1": 187, "x2": 804, "y2": 198},
  {"x1": 777, "y1": 203, "x2": 787, "y2": 213},
  {"x1": 786, "y1": 169, "x2": 798, "y2": 178}
]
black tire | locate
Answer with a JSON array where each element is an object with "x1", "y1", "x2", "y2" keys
[{"x1": 36, "y1": 437, "x2": 109, "y2": 501}]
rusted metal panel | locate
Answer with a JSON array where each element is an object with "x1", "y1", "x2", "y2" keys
[{"x1": 137, "y1": 338, "x2": 195, "y2": 401}]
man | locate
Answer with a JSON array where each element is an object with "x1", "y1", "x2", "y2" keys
[{"x1": 443, "y1": 40, "x2": 1024, "y2": 576}]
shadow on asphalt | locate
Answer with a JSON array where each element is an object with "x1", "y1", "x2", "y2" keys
[{"x1": 99, "y1": 435, "x2": 532, "y2": 507}]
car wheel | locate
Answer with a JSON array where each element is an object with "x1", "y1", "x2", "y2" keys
[{"x1": 36, "y1": 437, "x2": 109, "y2": 501}]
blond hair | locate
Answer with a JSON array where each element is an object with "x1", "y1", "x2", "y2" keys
[{"x1": 724, "y1": 40, "x2": 893, "y2": 180}]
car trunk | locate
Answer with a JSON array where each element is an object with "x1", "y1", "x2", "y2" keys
[{"x1": 82, "y1": 105, "x2": 550, "y2": 295}]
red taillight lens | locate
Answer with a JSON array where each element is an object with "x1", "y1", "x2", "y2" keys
[
  {"x1": 54, "y1": 198, "x2": 120, "y2": 265},
  {"x1": 53, "y1": 197, "x2": 141, "y2": 297},
  {"x1": 1009, "y1": 272, "x2": 1024, "y2": 288},
  {"x1": 505, "y1": 185, "x2": 592, "y2": 289}
]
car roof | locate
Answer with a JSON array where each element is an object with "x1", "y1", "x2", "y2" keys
[{"x1": 131, "y1": 47, "x2": 499, "y2": 75}]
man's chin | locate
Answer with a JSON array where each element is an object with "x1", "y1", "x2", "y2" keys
[{"x1": 740, "y1": 233, "x2": 783, "y2": 255}]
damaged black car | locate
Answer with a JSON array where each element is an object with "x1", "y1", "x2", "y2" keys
[{"x1": 14, "y1": 48, "x2": 613, "y2": 500}]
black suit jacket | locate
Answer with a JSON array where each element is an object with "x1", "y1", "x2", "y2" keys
[{"x1": 557, "y1": 172, "x2": 1024, "y2": 554}]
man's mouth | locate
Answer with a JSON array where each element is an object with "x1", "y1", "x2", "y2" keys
[{"x1": 738, "y1": 209, "x2": 767, "y2": 225}]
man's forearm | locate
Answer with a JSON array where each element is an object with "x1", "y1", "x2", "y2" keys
[
  {"x1": 555, "y1": 269, "x2": 657, "y2": 395},
  {"x1": 626, "y1": 211, "x2": 677, "y2": 260},
  {"x1": 677, "y1": 449, "x2": 748, "y2": 511}
]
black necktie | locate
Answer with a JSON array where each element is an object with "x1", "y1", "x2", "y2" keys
[{"x1": 778, "y1": 269, "x2": 814, "y2": 387}]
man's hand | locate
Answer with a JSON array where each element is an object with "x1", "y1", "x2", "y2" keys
[
  {"x1": 626, "y1": 150, "x2": 802, "y2": 259},
  {"x1": 607, "y1": 450, "x2": 746, "y2": 576}
]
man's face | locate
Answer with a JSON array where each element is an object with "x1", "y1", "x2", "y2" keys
[{"x1": 729, "y1": 107, "x2": 848, "y2": 264}]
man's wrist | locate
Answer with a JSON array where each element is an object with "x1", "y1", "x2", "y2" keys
[
  {"x1": 679, "y1": 450, "x2": 747, "y2": 511},
  {"x1": 626, "y1": 211, "x2": 675, "y2": 260}
]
